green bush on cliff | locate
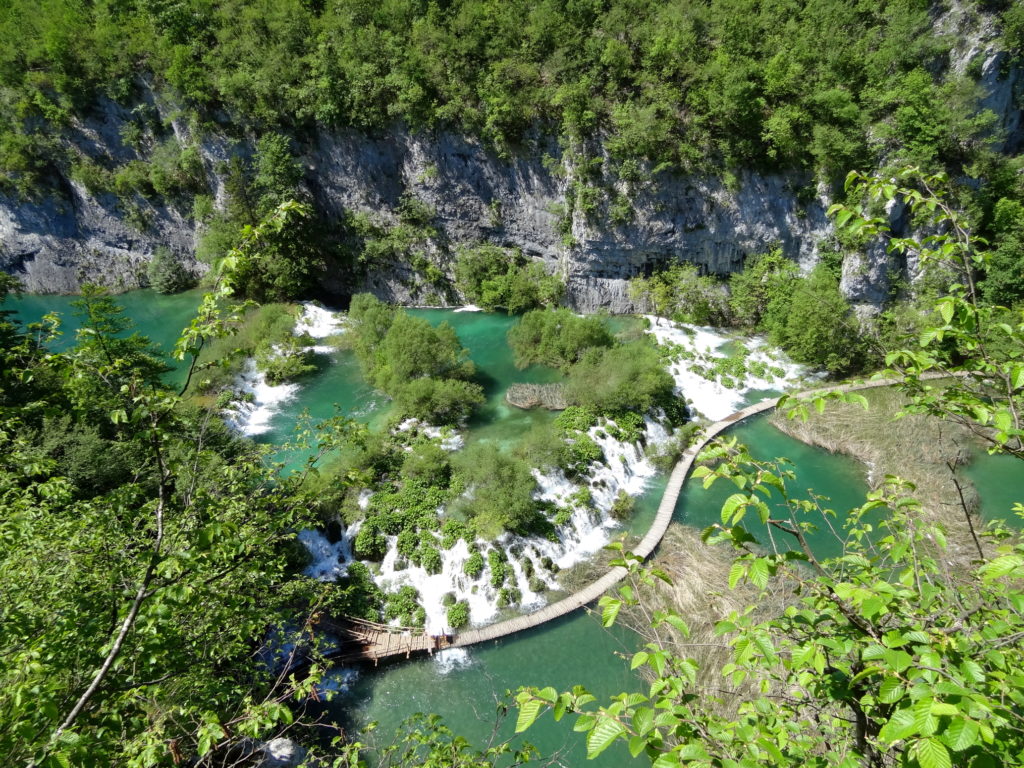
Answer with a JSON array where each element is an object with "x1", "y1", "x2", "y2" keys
[
  {"x1": 146, "y1": 246, "x2": 194, "y2": 294},
  {"x1": 455, "y1": 246, "x2": 563, "y2": 312}
]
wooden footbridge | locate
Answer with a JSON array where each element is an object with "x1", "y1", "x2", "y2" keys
[
  {"x1": 318, "y1": 375, "x2": 945, "y2": 666},
  {"x1": 315, "y1": 616, "x2": 454, "y2": 665}
]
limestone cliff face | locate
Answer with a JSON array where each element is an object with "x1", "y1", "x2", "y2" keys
[
  {"x1": 1, "y1": 32, "x2": 1020, "y2": 309},
  {"x1": 308, "y1": 130, "x2": 834, "y2": 312},
  {"x1": 0, "y1": 122, "x2": 837, "y2": 310}
]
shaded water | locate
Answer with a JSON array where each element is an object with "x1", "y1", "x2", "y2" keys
[
  {"x1": 962, "y1": 449, "x2": 1024, "y2": 525},
  {"x1": 674, "y1": 414, "x2": 874, "y2": 560}
]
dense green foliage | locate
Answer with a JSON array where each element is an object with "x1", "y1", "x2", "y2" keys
[
  {"x1": 453, "y1": 443, "x2": 544, "y2": 539},
  {"x1": 980, "y1": 197, "x2": 1024, "y2": 307},
  {"x1": 639, "y1": 249, "x2": 868, "y2": 376},
  {"x1": 728, "y1": 249, "x2": 800, "y2": 330},
  {"x1": 194, "y1": 301, "x2": 316, "y2": 393},
  {"x1": 630, "y1": 263, "x2": 731, "y2": 325},
  {"x1": 0, "y1": 280, "x2": 358, "y2": 766},
  {"x1": 773, "y1": 264, "x2": 868, "y2": 375},
  {"x1": 454, "y1": 246, "x2": 564, "y2": 313},
  {"x1": 507, "y1": 307, "x2": 614, "y2": 372},
  {"x1": 145, "y1": 246, "x2": 194, "y2": 294},
  {"x1": 348, "y1": 294, "x2": 484, "y2": 424},
  {"x1": 0, "y1": 0, "x2": 1006, "y2": 196},
  {"x1": 565, "y1": 341, "x2": 676, "y2": 415}
]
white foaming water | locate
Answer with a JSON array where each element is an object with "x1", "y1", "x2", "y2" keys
[
  {"x1": 317, "y1": 667, "x2": 360, "y2": 696},
  {"x1": 395, "y1": 418, "x2": 465, "y2": 451},
  {"x1": 222, "y1": 359, "x2": 300, "y2": 436},
  {"x1": 295, "y1": 302, "x2": 346, "y2": 341},
  {"x1": 223, "y1": 304, "x2": 346, "y2": 435},
  {"x1": 298, "y1": 526, "x2": 358, "y2": 580},
  {"x1": 299, "y1": 416, "x2": 671, "y2": 631},
  {"x1": 433, "y1": 648, "x2": 473, "y2": 674},
  {"x1": 453, "y1": 305, "x2": 483, "y2": 313},
  {"x1": 644, "y1": 315, "x2": 808, "y2": 421}
]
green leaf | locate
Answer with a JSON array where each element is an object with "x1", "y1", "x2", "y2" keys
[
  {"x1": 929, "y1": 701, "x2": 958, "y2": 717},
  {"x1": 911, "y1": 737, "x2": 951, "y2": 768},
  {"x1": 632, "y1": 706, "x2": 654, "y2": 736},
  {"x1": 941, "y1": 719, "x2": 978, "y2": 752},
  {"x1": 721, "y1": 493, "x2": 747, "y2": 525},
  {"x1": 748, "y1": 558, "x2": 770, "y2": 590},
  {"x1": 1012, "y1": 365, "x2": 1024, "y2": 390},
  {"x1": 879, "y1": 708, "x2": 917, "y2": 744},
  {"x1": 878, "y1": 677, "x2": 905, "y2": 704},
  {"x1": 980, "y1": 554, "x2": 1023, "y2": 580},
  {"x1": 573, "y1": 713, "x2": 596, "y2": 732},
  {"x1": 651, "y1": 751, "x2": 682, "y2": 768},
  {"x1": 628, "y1": 735, "x2": 647, "y2": 758},
  {"x1": 937, "y1": 299, "x2": 954, "y2": 325},
  {"x1": 600, "y1": 598, "x2": 621, "y2": 628},
  {"x1": 515, "y1": 698, "x2": 542, "y2": 733},
  {"x1": 585, "y1": 717, "x2": 625, "y2": 758},
  {"x1": 728, "y1": 561, "x2": 746, "y2": 589}
]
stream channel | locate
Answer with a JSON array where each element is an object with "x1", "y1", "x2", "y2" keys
[{"x1": 10, "y1": 289, "x2": 1023, "y2": 766}]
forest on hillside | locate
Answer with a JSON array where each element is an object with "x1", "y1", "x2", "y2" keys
[{"x1": 2, "y1": 0, "x2": 1022, "y2": 195}]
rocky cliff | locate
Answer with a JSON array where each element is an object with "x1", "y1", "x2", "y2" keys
[{"x1": 1, "y1": 35, "x2": 1020, "y2": 312}]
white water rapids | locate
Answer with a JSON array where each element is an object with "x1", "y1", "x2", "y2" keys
[{"x1": 227, "y1": 307, "x2": 809, "y2": 643}]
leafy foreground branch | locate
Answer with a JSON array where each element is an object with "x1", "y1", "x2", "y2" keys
[{"x1": 517, "y1": 463, "x2": 1024, "y2": 768}]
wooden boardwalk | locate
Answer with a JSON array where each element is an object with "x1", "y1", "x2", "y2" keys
[
  {"x1": 328, "y1": 374, "x2": 942, "y2": 661},
  {"x1": 316, "y1": 616, "x2": 454, "y2": 665}
]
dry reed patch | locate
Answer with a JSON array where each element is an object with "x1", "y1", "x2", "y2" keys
[
  {"x1": 769, "y1": 385, "x2": 987, "y2": 565},
  {"x1": 617, "y1": 524, "x2": 794, "y2": 718}
]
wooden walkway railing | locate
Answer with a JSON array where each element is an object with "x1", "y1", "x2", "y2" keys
[{"x1": 327, "y1": 374, "x2": 933, "y2": 662}]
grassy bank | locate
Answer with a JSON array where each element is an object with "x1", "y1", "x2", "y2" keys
[
  {"x1": 769, "y1": 384, "x2": 988, "y2": 563},
  {"x1": 616, "y1": 523, "x2": 792, "y2": 718}
]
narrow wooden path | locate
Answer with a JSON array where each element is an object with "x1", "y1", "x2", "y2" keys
[
  {"x1": 327, "y1": 374, "x2": 938, "y2": 661},
  {"x1": 317, "y1": 616, "x2": 454, "y2": 665}
]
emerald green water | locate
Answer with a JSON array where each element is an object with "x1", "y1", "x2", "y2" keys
[
  {"x1": 8, "y1": 289, "x2": 204, "y2": 360},
  {"x1": 8, "y1": 291, "x2": 1022, "y2": 764},
  {"x1": 962, "y1": 450, "x2": 1024, "y2": 525},
  {"x1": 674, "y1": 414, "x2": 874, "y2": 560}
]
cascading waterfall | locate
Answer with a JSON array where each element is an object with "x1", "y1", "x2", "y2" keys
[
  {"x1": 644, "y1": 315, "x2": 810, "y2": 421},
  {"x1": 223, "y1": 303, "x2": 345, "y2": 436},
  {"x1": 236, "y1": 307, "x2": 812, "y2": 642},
  {"x1": 299, "y1": 414, "x2": 672, "y2": 633}
]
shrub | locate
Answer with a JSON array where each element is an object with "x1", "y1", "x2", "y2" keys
[
  {"x1": 455, "y1": 245, "x2": 563, "y2": 312},
  {"x1": 419, "y1": 545, "x2": 443, "y2": 574},
  {"x1": 629, "y1": 263, "x2": 731, "y2": 324},
  {"x1": 565, "y1": 342, "x2": 676, "y2": 415},
  {"x1": 146, "y1": 246, "x2": 194, "y2": 294},
  {"x1": 609, "y1": 489, "x2": 635, "y2": 520},
  {"x1": 507, "y1": 308, "x2": 614, "y2": 371},
  {"x1": 463, "y1": 551, "x2": 485, "y2": 579},
  {"x1": 446, "y1": 600, "x2": 470, "y2": 629},
  {"x1": 455, "y1": 444, "x2": 540, "y2": 538}
]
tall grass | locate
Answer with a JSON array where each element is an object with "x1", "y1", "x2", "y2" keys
[{"x1": 617, "y1": 524, "x2": 794, "y2": 718}]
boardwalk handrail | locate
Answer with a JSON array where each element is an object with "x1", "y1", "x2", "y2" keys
[{"x1": 450, "y1": 374, "x2": 935, "y2": 649}]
